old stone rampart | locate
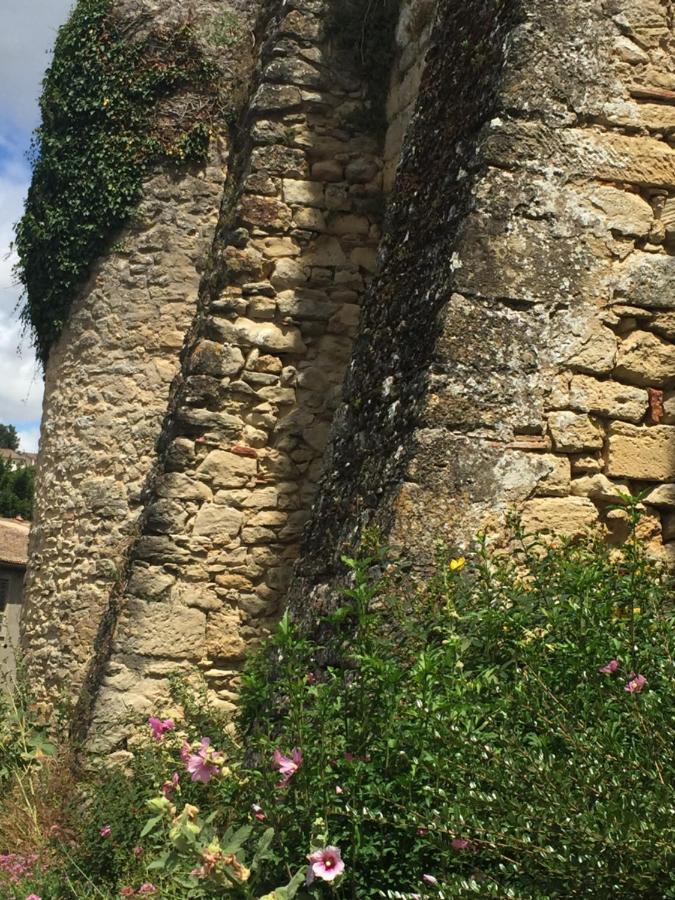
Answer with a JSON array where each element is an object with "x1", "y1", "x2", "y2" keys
[{"x1": 20, "y1": 0, "x2": 675, "y2": 746}]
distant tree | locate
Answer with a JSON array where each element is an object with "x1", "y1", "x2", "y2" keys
[
  {"x1": 0, "y1": 424, "x2": 19, "y2": 451},
  {"x1": 0, "y1": 457, "x2": 34, "y2": 519}
]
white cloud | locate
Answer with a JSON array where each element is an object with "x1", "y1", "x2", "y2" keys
[
  {"x1": 1, "y1": 0, "x2": 74, "y2": 133},
  {"x1": 0, "y1": 156, "x2": 43, "y2": 437},
  {"x1": 0, "y1": 0, "x2": 75, "y2": 449}
]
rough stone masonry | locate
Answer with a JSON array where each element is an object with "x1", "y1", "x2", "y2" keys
[{"x1": 20, "y1": 0, "x2": 675, "y2": 749}]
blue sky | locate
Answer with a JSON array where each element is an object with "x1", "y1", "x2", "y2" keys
[{"x1": 0, "y1": 0, "x2": 73, "y2": 452}]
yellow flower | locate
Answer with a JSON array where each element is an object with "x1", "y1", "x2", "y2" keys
[{"x1": 449, "y1": 556, "x2": 465, "y2": 572}]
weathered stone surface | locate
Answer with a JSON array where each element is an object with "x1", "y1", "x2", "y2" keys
[
  {"x1": 192, "y1": 505, "x2": 244, "y2": 538},
  {"x1": 570, "y1": 474, "x2": 629, "y2": 503},
  {"x1": 617, "y1": 255, "x2": 675, "y2": 311},
  {"x1": 584, "y1": 185, "x2": 653, "y2": 237},
  {"x1": 567, "y1": 324, "x2": 617, "y2": 375},
  {"x1": 568, "y1": 375, "x2": 648, "y2": 423},
  {"x1": 614, "y1": 331, "x2": 675, "y2": 388},
  {"x1": 643, "y1": 484, "x2": 675, "y2": 509},
  {"x1": 520, "y1": 497, "x2": 599, "y2": 536},
  {"x1": 198, "y1": 450, "x2": 257, "y2": 488},
  {"x1": 118, "y1": 600, "x2": 206, "y2": 659},
  {"x1": 548, "y1": 411, "x2": 604, "y2": 452},
  {"x1": 607, "y1": 423, "x2": 675, "y2": 481},
  {"x1": 214, "y1": 317, "x2": 307, "y2": 353},
  {"x1": 532, "y1": 454, "x2": 571, "y2": 497}
]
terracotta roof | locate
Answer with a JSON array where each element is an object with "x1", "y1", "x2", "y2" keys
[
  {"x1": 0, "y1": 518, "x2": 30, "y2": 567},
  {"x1": 0, "y1": 448, "x2": 37, "y2": 466}
]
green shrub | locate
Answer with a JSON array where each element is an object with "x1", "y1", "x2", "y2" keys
[
  {"x1": 14, "y1": 0, "x2": 227, "y2": 365},
  {"x1": 4, "y1": 510, "x2": 675, "y2": 897}
]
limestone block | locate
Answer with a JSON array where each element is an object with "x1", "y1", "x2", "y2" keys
[
  {"x1": 520, "y1": 497, "x2": 599, "y2": 536},
  {"x1": 118, "y1": 600, "x2": 206, "y2": 659},
  {"x1": 283, "y1": 179, "x2": 325, "y2": 207},
  {"x1": 643, "y1": 484, "x2": 675, "y2": 509},
  {"x1": 570, "y1": 474, "x2": 629, "y2": 503},
  {"x1": 255, "y1": 237, "x2": 300, "y2": 258},
  {"x1": 192, "y1": 505, "x2": 244, "y2": 539},
  {"x1": 271, "y1": 258, "x2": 309, "y2": 289},
  {"x1": 294, "y1": 207, "x2": 326, "y2": 231},
  {"x1": 155, "y1": 473, "x2": 212, "y2": 501},
  {"x1": 548, "y1": 411, "x2": 604, "y2": 452},
  {"x1": 567, "y1": 324, "x2": 617, "y2": 375},
  {"x1": 311, "y1": 160, "x2": 343, "y2": 182},
  {"x1": 239, "y1": 195, "x2": 292, "y2": 231},
  {"x1": 532, "y1": 454, "x2": 571, "y2": 497},
  {"x1": 618, "y1": 254, "x2": 675, "y2": 311},
  {"x1": 126, "y1": 566, "x2": 175, "y2": 599},
  {"x1": 585, "y1": 185, "x2": 653, "y2": 237},
  {"x1": 568, "y1": 375, "x2": 648, "y2": 423},
  {"x1": 614, "y1": 331, "x2": 675, "y2": 388},
  {"x1": 205, "y1": 608, "x2": 247, "y2": 661},
  {"x1": 652, "y1": 313, "x2": 675, "y2": 342},
  {"x1": 215, "y1": 317, "x2": 306, "y2": 353},
  {"x1": 607, "y1": 423, "x2": 675, "y2": 481},
  {"x1": 663, "y1": 392, "x2": 675, "y2": 424},
  {"x1": 345, "y1": 157, "x2": 379, "y2": 183},
  {"x1": 198, "y1": 450, "x2": 257, "y2": 488},
  {"x1": 189, "y1": 340, "x2": 245, "y2": 377},
  {"x1": 304, "y1": 236, "x2": 347, "y2": 267},
  {"x1": 251, "y1": 83, "x2": 302, "y2": 113}
]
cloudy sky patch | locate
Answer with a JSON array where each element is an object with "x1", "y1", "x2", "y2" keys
[{"x1": 0, "y1": 1, "x2": 74, "y2": 452}]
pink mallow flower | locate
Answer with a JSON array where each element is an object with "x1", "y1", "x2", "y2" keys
[
  {"x1": 625, "y1": 673, "x2": 647, "y2": 693},
  {"x1": 137, "y1": 885, "x2": 158, "y2": 895},
  {"x1": 26, "y1": 895, "x2": 42, "y2": 900},
  {"x1": 252, "y1": 804, "x2": 266, "y2": 821},
  {"x1": 186, "y1": 737, "x2": 224, "y2": 784},
  {"x1": 120, "y1": 889, "x2": 135, "y2": 897},
  {"x1": 599, "y1": 659, "x2": 619, "y2": 674},
  {"x1": 162, "y1": 772, "x2": 180, "y2": 799},
  {"x1": 306, "y1": 846, "x2": 344, "y2": 884},
  {"x1": 148, "y1": 717, "x2": 174, "y2": 742},
  {"x1": 100, "y1": 825, "x2": 112, "y2": 838},
  {"x1": 451, "y1": 837, "x2": 472, "y2": 850},
  {"x1": 273, "y1": 747, "x2": 302, "y2": 788}
]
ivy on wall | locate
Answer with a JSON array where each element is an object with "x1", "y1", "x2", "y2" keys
[{"x1": 14, "y1": 0, "x2": 231, "y2": 366}]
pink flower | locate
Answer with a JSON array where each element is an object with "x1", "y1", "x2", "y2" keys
[
  {"x1": 137, "y1": 885, "x2": 158, "y2": 895},
  {"x1": 417, "y1": 827, "x2": 429, "y2": 836},
  {"x1": 180, "y1": 741, "x2": 191, "y2": 763},
  {"x1": 422, "y1": 874, "x2": 438, "y2": 885},
  {"x1": 625, "y1": 673, "x2": 647, "y2": 693},
  {"x1": 252, "y1": 803, "x2": 266, "y2": 821},
  {"x1": 148, "y1": 717, "x2": 174, "y2": 741},
  {"x1": 162, "y1": 772, "x2": 180, "y2": 799},
  {"x1": 306, "y1": 846, "x2": 344, "y2": 884},
  {"x1": 133, "y1": 845, "x2": 144, "y2": 857},
  {"x1": 451, "y1": 837, "x2": 472, "y2": 850},
  {"x1": 186, "y1": 737, "x2": 223, "y2": 784},
  {"x1": 120, "y1": 889, "x2": 135, "y2": 897},
  {"x1": 26, "y1": 895, "x2": 42, "y2": 900},
  {"x1": 335, "y1": 785, "x2": 343, "y2": 795},
  {"x1": 273, "y1": 747, "x2": 302, "y2": 788},
  {"x1": 100, "y1": 825, "x2": 112, "y2": 838},
  {"x1": 599, "y1": 659, "x2": 619, "y2": 674}
]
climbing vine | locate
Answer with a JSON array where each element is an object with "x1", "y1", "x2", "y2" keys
[{"x1": 14, "y1": 0, "x2": 235, "y2": 366}]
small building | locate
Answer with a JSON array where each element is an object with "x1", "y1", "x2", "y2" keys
[
  {"x1": 0, "y1": 448, "x2": 37, "y2": 469},
  {"x1": 0, "y1": 517, "x2": 30, "y2": 680}
]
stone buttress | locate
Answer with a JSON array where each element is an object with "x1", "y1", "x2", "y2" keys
[{"x1": 20, "y1": 0, "x2": 675, "y2": 746}]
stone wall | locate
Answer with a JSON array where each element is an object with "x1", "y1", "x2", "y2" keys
[
  {"x1": 289, "y1": 0, "x2": 675, "y2": 625},
  {"x1": 20, "y1": 0, "x2": 261, "y2": 702},
  {"x1": 83, "y1": 0, "x2": 437, "y2": 749},
  {"x1": 22, "y1": 0, "x2": 674, "y2": 743}
]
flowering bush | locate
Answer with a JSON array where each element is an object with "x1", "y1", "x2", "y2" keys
[{"x1": 2, "y1": 507, "x2": 674, "y2": 897}]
